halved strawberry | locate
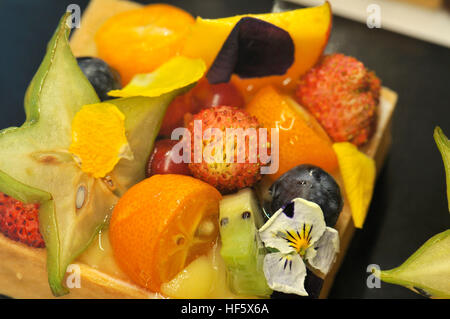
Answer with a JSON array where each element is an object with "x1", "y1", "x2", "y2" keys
[{"x1": 0, "y1": 192, "x2": 44, "y2": 248}]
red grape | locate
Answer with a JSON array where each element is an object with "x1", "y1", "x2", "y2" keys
[{"x1": 146, "y1": 139, "x2": 191, "y2": 177}]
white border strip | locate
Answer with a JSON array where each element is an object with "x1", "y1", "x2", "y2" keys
[{"x1": 281, "y1": 0, "x2": 450, "y2": 48}]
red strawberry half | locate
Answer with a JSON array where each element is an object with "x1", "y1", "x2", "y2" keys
[{"x1": 0, "y1": 192, "x2": 45, "y2": 248}]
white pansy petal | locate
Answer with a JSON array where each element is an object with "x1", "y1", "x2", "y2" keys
[
  {"x1": 289, "y1": 198, "x2": 327, "y2": 246},
  {"x1": 307, "y1": 227, "x2": 340, "y2": 275},
  {"x1": 259, "y1": 198, "x2": 327, "y2": 254},
  {"x1": 305, "y1": 245, "x2": 317, "y2": 261},
  {"x1": 263, "y1": 252, "x2": 308, "y2": 296},
  {"x1": 259, "y1": 207, "x2": 296, "y2": 254}
]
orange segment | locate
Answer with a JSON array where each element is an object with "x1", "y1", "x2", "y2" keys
[
  {"x1": 109, "y1": 174, "x2": 222, "y2": 292},
  {"x1": 95, "y1": 4, "x2": 195, "y2": 85},
  {"x1": 181, "y1": 2, "x2": 332, "y2": 95},
  {"x1": 69, "y1": 103, "x2": 132, "y2": 178},
  {"x1": 245, "y1": 86, "x2": 338, "y2": 180},
  {"x1": 284, "y1": 95, "x2": 332, "y2": 144}
]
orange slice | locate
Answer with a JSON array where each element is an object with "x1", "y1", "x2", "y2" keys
[
  {"x1": 95, "y1": 4, "x2": 195, "y2": 85},
  {"x1": 245, "y1": 85, "x2": 338, "y2": 180},
  {"x1": 109, "y1": 174, "x2": 222, "y2": 292}
]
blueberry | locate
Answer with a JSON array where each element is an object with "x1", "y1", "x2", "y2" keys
[
  {"x1": 269, "y1": 164, "x2": 343, "y2": 227},
  {"x1": 77, "y1": 57, "x2": 121, "y2": 101}
]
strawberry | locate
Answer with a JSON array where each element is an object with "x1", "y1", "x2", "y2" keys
[
  {"x1": 187, "y1": 106, "x2": 266, "y2": 193},
  {"x1": 296, "y1": 53, "x2": 381, "y2": 146},
  {"x1": 0, "y1": 192, "x2": 45, "y2": 248}
]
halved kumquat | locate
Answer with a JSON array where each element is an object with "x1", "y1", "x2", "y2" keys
[
  {"x1": 109, "y1": 174, "x2": 222, "y2": 292},
  {"x1": 95, "y1": 4, "x2": 195, "y2": 85}
]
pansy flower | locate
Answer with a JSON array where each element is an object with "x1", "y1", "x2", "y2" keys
[{"x1": 259, "y1": 198, "x2": 340, "y2": 296}]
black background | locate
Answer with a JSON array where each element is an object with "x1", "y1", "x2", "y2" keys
[{"x1": 0, "y1": 0, "x2": 449, "y2": 299}]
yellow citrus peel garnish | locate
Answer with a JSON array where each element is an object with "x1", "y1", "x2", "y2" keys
[
  {"x1": 108, "y1": 56, "x2": 206, "y2": 98},
  {"x1": 333, "y1": 142, "x2": 376, "y2": 228},
  {"x1": 69, "y1": 103, "x2": 133, "y2": 179}
]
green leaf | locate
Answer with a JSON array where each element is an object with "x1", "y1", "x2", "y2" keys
[
  {"x1": 376, "y1": 230, "x2": 450, "y2": 298},
  {"x1": 434, "y1": 127, "x2": 450, "y2": 212}
]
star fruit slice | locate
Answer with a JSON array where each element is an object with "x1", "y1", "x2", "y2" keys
[
  {"x1": 0, "y1": 14, "x2": 198, "y2": 296},
  {"x1": 377, "y1": 229, "x2": 450, "y2": 298}
]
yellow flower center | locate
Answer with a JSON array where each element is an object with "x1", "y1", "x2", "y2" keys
[
  {"x1": 69, "y1": 103, "x2": 132, "y2": 178},
  {"x1": 285, "y1": 224, "x2": 313, "y2": 256}
]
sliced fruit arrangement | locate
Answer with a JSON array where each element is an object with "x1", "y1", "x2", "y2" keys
[
  {"x1": 0, "y1": 14, "x2": 204, "y2": 296},
  {"x1": 94, "y1": 2, "x2": 331, "y2": 92},
  {"x1": 89, "y1": 1, "x2": 382, "y2": 299},
  {"x1": 0, "y1": 0, "x2": 390, "y2": 299},
  {"x1": 109, "y1": 174, "x2": 222, "y2": 292},
  {"x1": 219, "y1": 188, "x2": 271, "y2": 297}
]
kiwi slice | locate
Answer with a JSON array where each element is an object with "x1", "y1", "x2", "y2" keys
[
  {"x1": 0, "y1": 14, "x2": 186, "y2": 296},
  {"x1": 219, "y1": 188, "x2": 272, "y2": 297}
]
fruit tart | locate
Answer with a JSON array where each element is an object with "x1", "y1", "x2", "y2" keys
[{"x1": 0, "y1": 0, "x2": 397, "y2": 299}]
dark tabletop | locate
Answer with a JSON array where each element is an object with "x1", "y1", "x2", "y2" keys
[{"x1": 0, "y1": 0, "x2": 449, "y2": 299}]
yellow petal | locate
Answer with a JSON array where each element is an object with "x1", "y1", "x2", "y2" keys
[
  {"x1": 108, "y1": 56, "x2": 206, "y2": 98},
  {"x1": 69, "y1": 103, "x2": 132, "y2": 178},
  {"x1": 333, "y1": 142, "x2": 376, "y2": 228}
]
